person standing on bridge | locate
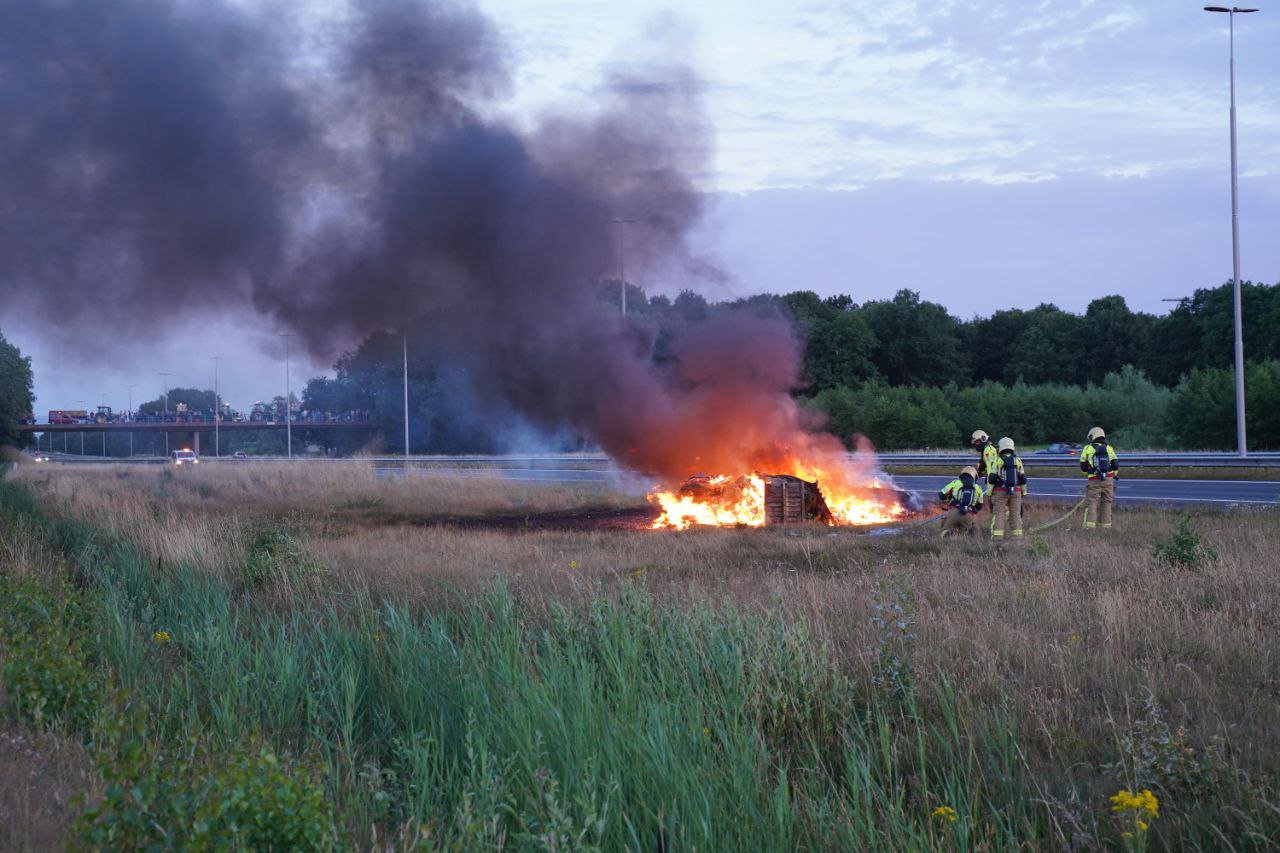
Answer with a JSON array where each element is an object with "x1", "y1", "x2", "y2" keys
[
  {"x1": 1080, "y1": 427, "x2": 1119, "y2": 530},
  {"x1": 938, "y1": 466, "x2": 985, "y2": 538},
  {"x1": 987, "y1": 437, "x2": 1027, "y2": 539}
]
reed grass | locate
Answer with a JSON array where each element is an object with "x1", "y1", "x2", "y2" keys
[{"x1": 3, "y1": 471, "x2": 1280, "y2": 848}]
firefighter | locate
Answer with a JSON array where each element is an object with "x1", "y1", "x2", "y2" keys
[
  {"x1": 1080, "y1": 426, "x2": 1119, "y2": 529},
  {"x1": 938, "y1": 466, "x2": 985, "y2": 538},
  {"x1": 971, "y1": 431, "x2": 998, "y2": 510},
  {"x1": 987, "y1": 437, "x2": 1027, "y2": 538}
]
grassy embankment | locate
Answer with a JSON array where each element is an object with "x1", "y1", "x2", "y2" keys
[{"x1": 2, "y1": 463, "x2": 1279, "y2": 849}]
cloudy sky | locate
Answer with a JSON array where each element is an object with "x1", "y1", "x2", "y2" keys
[{"x1": 8, "y1": 0, "x2": 1279, "y2": 415}]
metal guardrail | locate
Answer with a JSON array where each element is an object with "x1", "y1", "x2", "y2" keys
[
  {"x1": 23, "y1": 451, "x2": 1280, "y2": 468},
  {"x1": 875, "y1": 453, "x2": 1280, "y2": 468}
]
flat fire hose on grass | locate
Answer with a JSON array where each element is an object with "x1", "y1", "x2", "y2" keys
[
  {"x1": 874, "y1": 496, "x2": 1087, "y2": 539},
  {"x1": 1026, "y1": 497, "x2": 1086, "y2": 533}
]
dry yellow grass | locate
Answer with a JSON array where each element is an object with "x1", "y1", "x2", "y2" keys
[
  {"x1": 11, "y1": 462, "x2": 639, "y2": 571},
  {"x1": 14, "y1": 463, "x2": 1280, "y2": 778}
]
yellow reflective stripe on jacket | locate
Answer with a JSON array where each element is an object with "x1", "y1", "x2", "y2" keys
[
  {"x1": 990, "y1": 455, "x2": 1027, "y2": 493},
  {"x1": 1079, "y1": 443, "x2": 1118, "y2": 479},
  {"x1": 940, "y1": 479, "x2": 984, "y2": 507}
]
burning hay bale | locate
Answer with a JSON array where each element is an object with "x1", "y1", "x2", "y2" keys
[
  {"x1": 762, "y1": 474, "x2": 833, "y2": 526},
  {"x1": 650, "y1": 471, "x2": 914, "y2": 530}
]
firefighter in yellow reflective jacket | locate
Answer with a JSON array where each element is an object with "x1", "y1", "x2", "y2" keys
[
  {"x1": 987, "y1": 437, "x2": 1027, "y2": 538},
  {"x1": 1080, "y1": 426, "x2": 1119, "y2": 529},
  {"x1": 938, "y1": 466, "x2": 985, "y2": 538},
  {"x1": 970, "y1": 430, "x2": 999, "y2": 484}
]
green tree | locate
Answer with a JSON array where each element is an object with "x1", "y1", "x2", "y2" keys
[
  {"x1": 1005, "y1": 305, "x2": 1085, "y2": 384},
  {"x1": 862, "y1": 290, "x2": 966, "y2": 386},
  {"x1": 138, "y1": 387, "x2": 217, "y2": 414},
  {"x1": 964, "y1": 308, "x2": 1034, "y2": 384},
  {"x1": 1245, "y1": 360, "x2": 1280, "y2": 451},
  {"x1": 1083, "y1": 295, "x2": 1145, "y2": 369},
  {"x1": 806, "y1": 310, "x2": 878, "y2": 391},
  {"x1": 0, "y1": 328, "x2": 35, "y2": 448},
  {"x1": 1166, "y1": 367, "x2": 1234, "y2": 449},
  {"x1": 782, "y1": 291, "x2": 878, "y2": 392}
]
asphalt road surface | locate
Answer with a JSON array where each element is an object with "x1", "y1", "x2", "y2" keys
[
  {"x1": 31, "y1": 454, "x2": 1278, "y2": 507},
  {"x1": 891, "y1": 476, "x2": 1279, "y2": 508},
  {"x1": 374, "y1": 464, "x2": 1279, "y2": 508}
]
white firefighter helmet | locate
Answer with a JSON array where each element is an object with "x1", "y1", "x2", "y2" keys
[
  {"x1": 1087, "y1": 426, "x2": 1106, "y2": 442},
  {"x1": 960, "y1": 466, "x2": 978, "y2": 479},
  {"x1": 971, "y1": 429, "x2": 989, "y2": 445},
  {"x1": 997, "y1": 436, "x2": 1016, "y2": 452}
]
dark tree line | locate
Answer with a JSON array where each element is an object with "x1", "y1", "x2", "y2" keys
[
  {"x1": 0, "y1": 328, "x2": 34, "y2": 449},
  {"x1": 295, "y1": 279, "x2": 1280, "y2": 454},
  {"x1": 714, "y1": 281, "x2": 1280, "y2": 394}
]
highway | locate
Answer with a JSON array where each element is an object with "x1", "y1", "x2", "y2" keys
[
  {"x1": 371, "y1": 464, "x2": 1279, "y2": 508},
  {"x1": 21, "y1": 454, "x2": 1279, "y2": 507},
  {"x1": 890, "y1": 476, "x2": 1278, "y2": 508}
]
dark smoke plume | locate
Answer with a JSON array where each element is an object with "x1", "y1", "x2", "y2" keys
[{"x1": 1, "y1": 0, "x2": 851, "y2": 482}]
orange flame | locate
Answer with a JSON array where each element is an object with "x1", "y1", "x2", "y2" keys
[{"x1": 648, "y1": 462, "x2": 907, "y2": 531}]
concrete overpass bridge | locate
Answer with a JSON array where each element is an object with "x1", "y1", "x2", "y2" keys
[{"x1": 20, "y1": 420, "x2": 376, "y2": 455}]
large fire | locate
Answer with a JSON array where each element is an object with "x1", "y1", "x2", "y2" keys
[{"x1": 648, "y1": 465, "x2": 908, "y2": 531}]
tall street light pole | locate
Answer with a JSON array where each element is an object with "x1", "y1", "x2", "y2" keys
[
  {"x1": 100, "y1": 394, "x2": 106, "y2": 457},
  {"x1": 211, "y1": 356, "x2": 221, "y2": 458},
  {"x1": 77, "y1": 401, "x2": 85, "y2": 455},
  {"x1": 127, "y1": 384, "x2": 135, "y2": 458},
  {"x1": 403, "y1": 335, "x2": 410, "y2": 459},
  {"x1": 1204, "y1": 5, "x2": 1257, "y2": 457},
  {"x1": 280, "y1": 334, "x2": 294, "y2": 459},
  {"x1": 611, "y1": 218, "x2": 636, "y2": 316},
  {"x1": 159, "y1": 372, "x2": 172, "y2": 456}
]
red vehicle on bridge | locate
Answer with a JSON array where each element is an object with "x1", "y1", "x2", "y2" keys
[{"x1": 48, "y1": 409, "x2": 89, "y2": 424}]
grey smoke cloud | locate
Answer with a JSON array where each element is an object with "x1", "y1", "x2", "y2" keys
[{"x1": 1, "y1": 0, "x2": 820, "y2": 480}]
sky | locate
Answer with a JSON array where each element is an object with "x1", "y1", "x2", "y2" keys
[{"x1": 6, "y1": 0, "x2": 1279, "y2": 415}]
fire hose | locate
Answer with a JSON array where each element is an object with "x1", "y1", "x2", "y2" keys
[
  {"x1": 1025, "y1": 498, "x2": 1087, "y2": 533},
  {"x1": 870, "y1": 496, "x2": 1087, "y2": 538}
]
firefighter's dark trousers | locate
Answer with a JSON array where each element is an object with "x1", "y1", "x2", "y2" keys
[
  {"x1": 1084, "y1": 478, "x2": 1116, "y2": 529},
  {"x1": 991, "y1": 489, "x2": 1023, "y2": 537},
  {"x1": 941, "y1": 508, "x2": 980, "y2": 538}
]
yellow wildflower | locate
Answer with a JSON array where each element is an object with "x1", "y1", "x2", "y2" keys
[
  {"x1": 568, "y1": 561, "x2": 581, "y2": 570},
  {"x1": 152, "y1": 630, "x2": 171, "y2": 645},
  {"x1": 931, "y1": 805, "x2": 958, "y2": 823},
  {"x1": 1110, "y1": 788, "x2": 1159, "y2": 818},
  {"x1": 1069, "y1": 633, "x2": 1082, "y2": 645},
  {"x1": 702, "y1": 727, "x2": 711, "y2": 737},
  {"x1": 1137, "y1": 820, "x2": 1149, "y2": 831}
]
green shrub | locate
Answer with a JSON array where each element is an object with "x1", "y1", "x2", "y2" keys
[
  {"x1": 1151, "y1": 516, "x2": 1219, "y2": 570},
  {"x1": 1108, "y1": 695, "x2": 1226, "y2": 797},
  {"x1": 0, "y1": 576, "x2": 102, "y2": 731},
  {"x1": 243, "y1": 525, "x2": 321, "y2": 589},
  {"x1": 76, "y1": 727, "x2": 335, "y2": 851}
]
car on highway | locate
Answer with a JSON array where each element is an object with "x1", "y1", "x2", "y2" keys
[
  {"x1": 1035, "y1": 442, "x2": 1081, "y2": 455},
  {"x1": 232, "y1": 451, "x2": 250, "y2": 461},
  {"x1": 170, "y1": 449, "x2": 200, "y2": 466},
  {"x1": 28, "y1": 451, "x2": 51, "y2": 463}
]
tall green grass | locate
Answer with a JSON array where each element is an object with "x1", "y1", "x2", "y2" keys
[{"x1": 2, "y1": 479, "x2": 1276, "y2": 849}]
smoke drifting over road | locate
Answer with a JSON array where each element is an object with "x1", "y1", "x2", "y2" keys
[{"x1": 1, "y1": 0, "x2": 840, "y2": 481}]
